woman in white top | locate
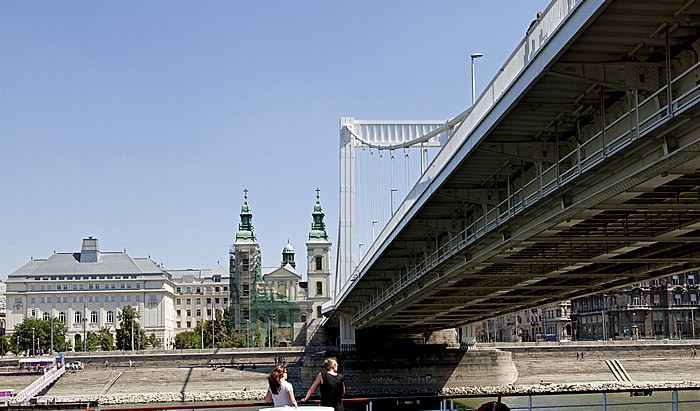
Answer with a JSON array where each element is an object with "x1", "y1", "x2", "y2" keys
[{"x1": 265, "y1": 365, "x2": 298, "y2": 408}]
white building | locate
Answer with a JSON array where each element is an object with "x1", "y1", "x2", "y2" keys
[{"x1": 4, "y1": 237, "x2": 176, "y2": 348}]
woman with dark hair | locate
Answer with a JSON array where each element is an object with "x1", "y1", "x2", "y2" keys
[
  {"x1": 265, "y1": 365, "x2": 298, "y2": 408},
  {"x1": 302, "y1": 357, "x2": 345, "y2": 411}
]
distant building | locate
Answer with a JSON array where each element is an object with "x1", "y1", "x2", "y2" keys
[
  {"x1": 4, "y1": 237, "x2": 175, "y2": 349},
  {"x1": 230, "y1": 189, "x2": 332, "y2": 346},
  {"x1": 470, "y1": 301, "x2": 572, "y2": 343},
  {"x1": 3, "y1": 191, "x2": 333, "y2": 350},
  {"x1": 571, "y1": 272, "x2": 700, "y2": 340},
  {"x1": 0, "y1": 281, "x2": 6, "y2": 336},
  {"x1": 170, "y1": 264, "x2": 229, "y2": 344}
]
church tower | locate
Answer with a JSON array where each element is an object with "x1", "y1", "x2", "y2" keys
[
  {"x1": 229, "y1": 189, "x2": 262, "y2": 337},
  {"x1": 281, "y1": 241, "x2": 296, "y2": 268},
  {"x1": 306, "y1": 188, "x2": 332, "y2": 320}
]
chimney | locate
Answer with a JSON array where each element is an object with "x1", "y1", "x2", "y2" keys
[{"x1": 81, "y1": 237, "x2": 100, "y2": 263}]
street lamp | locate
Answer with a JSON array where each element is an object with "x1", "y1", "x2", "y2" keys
[
  {"x1": 32, "y1": 327, "x2": 35, "y2": 356},
  {"x1": 470, "y1": 52, "x2": 484, "y2": 106}
]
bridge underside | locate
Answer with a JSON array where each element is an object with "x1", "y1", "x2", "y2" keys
[{"x1": 331, "y1": 0, "x2": 700, "y2": 335}]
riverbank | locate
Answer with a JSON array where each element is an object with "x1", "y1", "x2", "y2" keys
[{"x1": 2, "y1": 341, "x2": 699, "y2": 405}]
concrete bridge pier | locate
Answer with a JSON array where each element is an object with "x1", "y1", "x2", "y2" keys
[{"x1": 301, "y1": 345, "x2": 518, "y2": 396}]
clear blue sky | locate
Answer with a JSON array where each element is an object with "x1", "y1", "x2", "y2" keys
[{"x1": 0, "y1": 0, "x2": 550, "y2": 279}]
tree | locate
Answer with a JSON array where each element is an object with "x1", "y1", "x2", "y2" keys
[
  {"x1": 97, "y1": 327, "x2": 115, "y2": 351},
  {"x1": 147, "y1": 332, "x2": 161, "y2": 349},
  {"x1": 116, "y1": 305, "x2": 143, "y2": 351},
  {"x1": 174, "y1": 331, "x2": 199, "y2": 349},
  {"x1": 254, "y1": 319, "x2": 264, "y2": 348},
  {"x1": 12, "y1": 317, "x2": 67, "y2": 355}
]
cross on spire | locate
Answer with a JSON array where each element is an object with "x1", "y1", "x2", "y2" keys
[
  {"x1": 243, "y1": 188, "x2": 248, "y2": 200},
  {"x1": 316, "y1": 187, "x2": 320, "y2": 199}
]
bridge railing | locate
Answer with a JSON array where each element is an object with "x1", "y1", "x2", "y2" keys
[{"x1": 353, "y1": 57, "x2": 700, "y2": 324}]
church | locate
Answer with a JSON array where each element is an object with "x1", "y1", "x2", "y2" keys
[{"x1": 229, "y1": 189, "x2": 332, "y2": 346}]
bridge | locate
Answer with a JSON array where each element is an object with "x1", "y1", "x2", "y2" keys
[{"x1": 326, "y1": 0, "x2": 700, "y2": 346}]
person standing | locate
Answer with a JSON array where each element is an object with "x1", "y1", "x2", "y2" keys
[
  {"x1": 302, "y1": 357, "x2": 345, "y2": 411},
  {"x1": 265, "y1": 365, "x2": 298, "y2": 408}
]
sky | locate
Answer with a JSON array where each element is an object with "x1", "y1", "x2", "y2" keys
[{"x1": 0, "y1": 0, "x2": 550, "y2": 280}]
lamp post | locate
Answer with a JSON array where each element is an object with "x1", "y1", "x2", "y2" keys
[
  {"x1": 470, "y1": 52, "x2": 484, "y2": 105},
  {"x1": 83, "y1": 303, "x2": 87, "y2": 352},
  {"x1": 211, "y1": 304, "x2": 215, "y2": 349},
  {"x1": 31, "y1": 327, "x2": 35, "y2": 356},
  {"x1": 50, "y1": 316, "x2": 54, "y2": 355}
]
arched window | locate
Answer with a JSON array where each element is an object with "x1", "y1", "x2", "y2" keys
[
  {"x1": 106, "y1": 311, "x2": 114, "y2": 323},
  {"x1": 74, "y1": 311, "x2": 82, "y2": 324},
  {"x1": 42, "y1": 312, "x2": 50, "y2": 321},
  {"x1": 58, "y1": 312, "x2": 66, "y2": 324},
  {"x1": 91, "y1": 311, "x2": 98, "y2": 323}
]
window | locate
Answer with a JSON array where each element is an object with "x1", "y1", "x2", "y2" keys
[
  {"x1": 675, "y1": 294, "x2": 683, "y2": 306},
  {"x1": 196, "y1": 287, "x2": 201, "y2": 294},
  {"x1": 315, "y1": 256, "x2": 323, "y2": 271},
  {"x1": 196, "y1": 298, "x2": 201, "y2": 305},
  {"x1": 177, "y1": 310, "x2": 181, "y2": 317},
  {"x1": 673, "y1": 275, "x2": 680, "y2": 285},
  {"x1": 75, "y1": 311, "x2": 82, "y2": 324},
  {"x1": 186, "y1": 321, "x2": 191, "y2": 328},
  {"x1": 186, "y1": 287, "x2": 191, "y2": 293},
  {"x1": 691, "y1": 294, "x2": 698, "y2": 305},
  {"x1": 149, "y1": 295, "x2": 157, "y2": 302},
  {"x1": 215, "y1": 286, "x2": 220, "y2": 292},
  {"x1": 107, "y1": 311, "x2": 114, "y2": 323},
  {"x1": 91, "y1": 311, "x2": 98, "y2": 323},
  {"x1": 689, "y1": 275, "x2": 696, "y2": 286},
  {"x1": 176, "y1": 299, "x2": 181, "y2": 305},
  {"x1": 186, "y1": 298, "x2": 191, "y2": 305},
  {"x1": 43, "y1": 312, "x2": 49, "y2": 321},
  {"x1": 186, "y1": 309, "x2": 191, "y2": 317},
  {"x1": 196, "y1": 309, "x2": 201, "y2": 317},
  {"x1": 176, "y1": 287, "x2": 181, "y2": 293},
  {"x1": 177, "y1": 322, "x2": 181, "y2": 328},
  {"x1": 59, "y1": 312, "x2": 66, "y2": 323},
  {"x1": 316, "y1": 281, "x2": 323, "y2": 296},
  {"x1": 316, "y1": 305, "x2": 322, "y2": 318}
]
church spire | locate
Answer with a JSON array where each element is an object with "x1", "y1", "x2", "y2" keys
[
  {"x1": 308, "y1": 188, "x2": 329, "y2": 242},
  {"x1": 235, "y1": 188, "x2": 257, "y2": 244}
]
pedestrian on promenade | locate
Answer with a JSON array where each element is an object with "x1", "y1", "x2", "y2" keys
[
  {"x1": 265, "y1": 365, "x2": 298, "y2": 408},
  {"x1": 301, "y1": 357, "x2": 345, "y2": 411},
  {"x1": 477, "y1": 400, "x2": 511, "y2": 411}
]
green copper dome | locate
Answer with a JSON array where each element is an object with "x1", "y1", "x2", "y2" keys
[
  {"x1": 235, "y1": 189, "x2": 257, "y2": 244},
  {"x1": 283, "y1": 242, "x2": 295, "y2": 253},
  {"x1": 308, "y1": 189, "x2": 329, "y2": 242}
]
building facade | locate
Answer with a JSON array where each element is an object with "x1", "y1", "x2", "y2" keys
[
  {"x1": 571, "y1": 272, "x2": 700, "y2": 340},
  {"x1": 170, "y1": 264, "x2": 229, "y2": 342},
  {"x1": 4, "y1": 237, "x2": 175, "y2": 349},
  {"x1": 230, "y1": 190, "x2": 332, "y2": 346}
]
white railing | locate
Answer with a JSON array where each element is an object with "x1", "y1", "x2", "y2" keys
[{"x1": 10, "y1": 365, "x2": 66, "y2": 404}]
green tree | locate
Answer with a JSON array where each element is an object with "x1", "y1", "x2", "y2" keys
[
  {"x1": 97, "y1": 327, "x2": 115, "y2": 351},
  {"x1": 12, "y1": 317, "x2": 67, "y2": 355},
  {"x1": 115, "y1": 305, "x2": 143, "y2": 351},
  {"x1": 254, "y1": 319, "x2": 264, "y2": 348},
  {"x1": 147, "y1": 332, "x2": 161, "y2": 349},
  {"x1": 174, "y1": 331, "x2": 200, "y2": 349}
]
